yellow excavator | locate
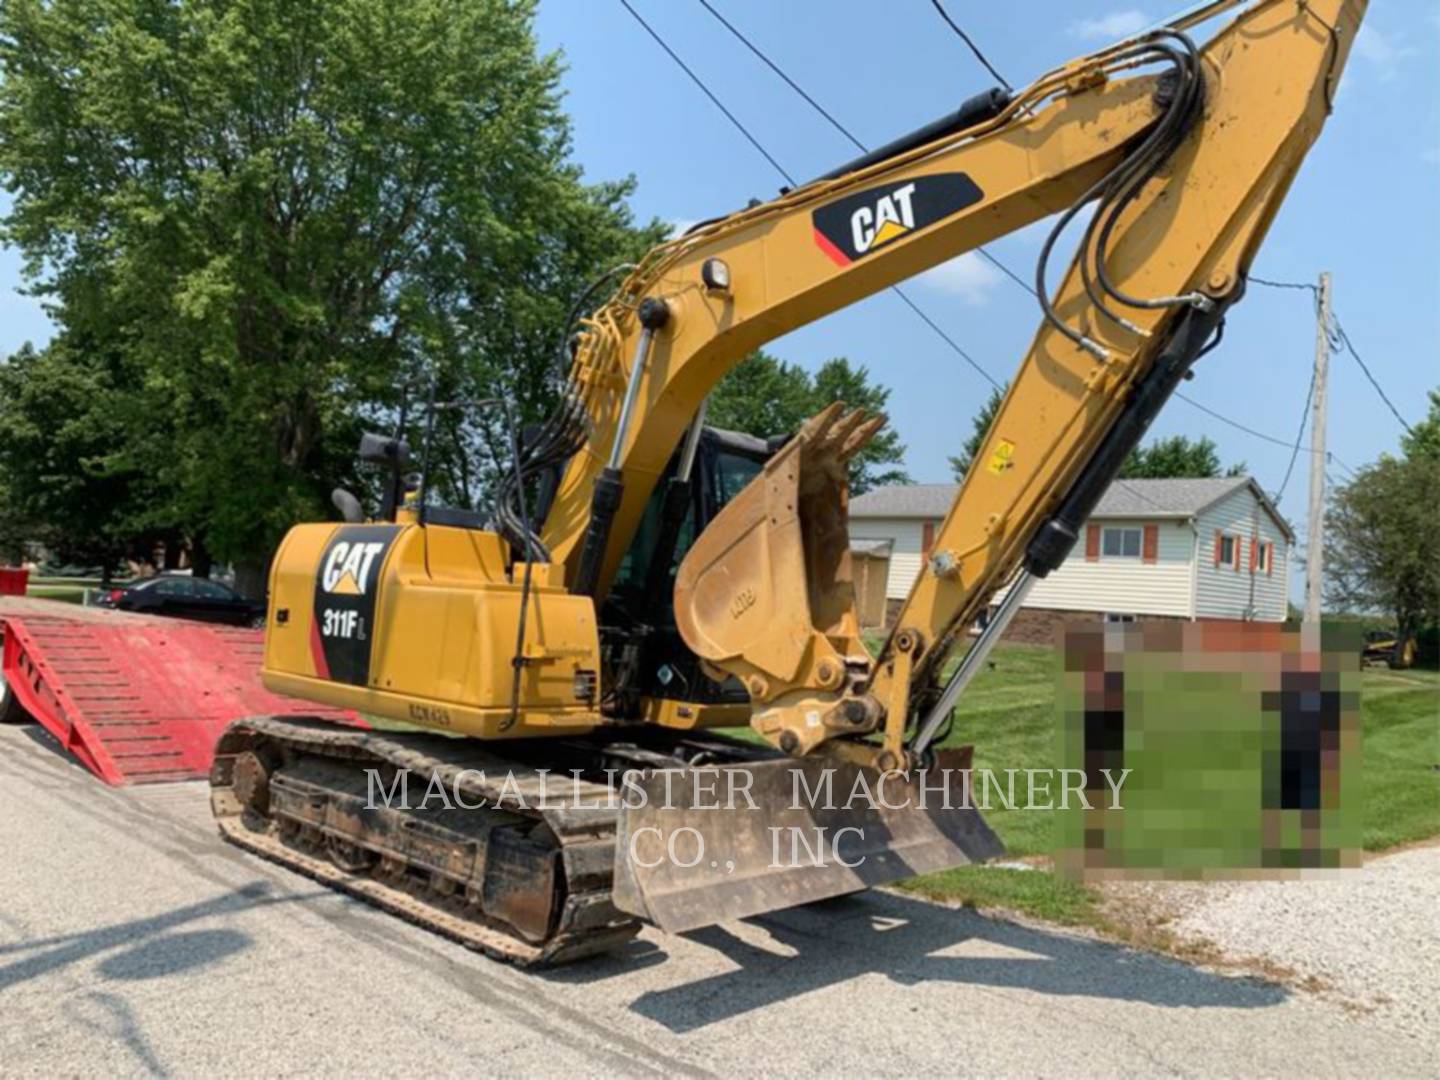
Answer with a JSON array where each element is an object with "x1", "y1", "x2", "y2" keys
[{"x1": 210, "y1": 0, "x2": 1366, "y2": 964}]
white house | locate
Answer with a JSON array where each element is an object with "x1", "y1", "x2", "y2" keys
[{"x1": 848, "y1": 476, "x2": 1293, "y2": 630}]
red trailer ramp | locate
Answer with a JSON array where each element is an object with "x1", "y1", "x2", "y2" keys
[{"x1": 0, "y1": 601, "x2": 359, "y2": 785}]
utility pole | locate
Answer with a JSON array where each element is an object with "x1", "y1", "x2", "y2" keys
[{"x1": 1303, "y1": 271, "x2": 1332, "y2": 622}]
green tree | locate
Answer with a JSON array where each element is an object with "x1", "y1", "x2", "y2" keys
[
  {"x1": 810, "y1": 358, "x2": 910, "y2": 493},
  {"x1": 706, "y1": 351, "x2": 910, "y2": 495},
  {"x1": 705, "y1": 349, "x2": 814, "y2": 441},
  {"x1": 1325, "y1": 453, "x2": 1440, "y2": 641},
  {"x1": 0, "y1": 340, "x2": 174, "y2": 580},
  {"x1": 1401, "y1": 388, "x2": 1440, "y2": 462},
  {"x1": 948, "y1": 384, "x2": 1006, "y2": 481},
  {"x1": 1119, "y1": 435, "x2": 1245, "y2": 479},
  {"x1": 0, "y1": 0, "x2": 659, "y2": 594}
]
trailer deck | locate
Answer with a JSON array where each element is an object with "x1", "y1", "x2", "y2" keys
[{"x1": 0, "y1": 597, "x2": 358, "y2": 785}]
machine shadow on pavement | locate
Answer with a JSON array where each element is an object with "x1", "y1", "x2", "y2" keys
[
  {"x1": 0, "y1": 884, "x2": 309, "y2": 994},
  {"x1": 552, "y1": 891, "x2": 1288, "y2": 1034}
]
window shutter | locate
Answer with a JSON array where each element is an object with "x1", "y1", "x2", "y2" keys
[
  {"x1": 1267, "y1": 542, "x2": 1275, "y2": 577},
  {"x1": 1249, "y1": 538, "x2": 1258, "y2": 574},
  {"x1": 1085, "y1": 524, "x2": 1100, "y2": 562},
  {"x1": 1142, "y1": 525, "x2": 1158, "y2": 564},
  {"x1": 922, "y1": 521, "x2": 935, "y2": 556},
  {"x1": 1213, "y1": 530, "x2": 1222, "y2": 568}
]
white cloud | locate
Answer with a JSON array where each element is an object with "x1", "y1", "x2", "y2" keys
[
  {"x1": 1069, "y1": 9, "x2": 1151, "y2": 41},
  {"x1": 919, "y1": 252, "x2": 1003, "y2": 306},
  {"x1": 1352, "y1": 26, "x2": 1413, "y2": 81}
]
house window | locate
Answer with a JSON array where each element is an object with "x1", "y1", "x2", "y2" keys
[
  {"x1": 1104, "y1": 612, "x2": 1136, "y2": 624},
  {"x1": 1220, "y1": 534, "x2": 1238, "y2": 568},
  {"x1": 1257, "y1": 540, "x2": 1273, "y2": 574},
  {"x1": 1102, "y1": 527, "x2": 1142, "y2": 558}
]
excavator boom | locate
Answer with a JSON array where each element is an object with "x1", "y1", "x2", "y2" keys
[{"x1": 626, "y1": 0, "x2": 1362, "y2": 765}]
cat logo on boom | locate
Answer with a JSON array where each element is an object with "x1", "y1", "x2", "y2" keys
[
  {"x1": 811, "y1": 172, "x2": 985, "y2": 266},
  {"x1": 850, "y1": 182, "x2": 918, "y2": 256}
]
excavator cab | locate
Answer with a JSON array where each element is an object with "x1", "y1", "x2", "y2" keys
[{"x1": 601, "y1": 425, "x2": 776, "y2": 716}]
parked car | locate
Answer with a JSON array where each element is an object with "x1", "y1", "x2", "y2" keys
[{"x1": 95, "y1": 575, "x2": 266, "y2": 627}]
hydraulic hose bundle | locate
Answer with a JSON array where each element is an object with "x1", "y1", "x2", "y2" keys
[{"x1": 1035, "y1": 30, "x2": 1209, "y2": 359}]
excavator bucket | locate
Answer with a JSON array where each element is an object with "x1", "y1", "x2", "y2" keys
[
  {"x1": 612, "y1": 748, "x2": 1003, "y2": 932},
  {"x1": 673, "y1": 403, "x2": 881, "y2": 731},
  {"x1": 646, "y1": 407, "x2": 1006, "y2": 931}
]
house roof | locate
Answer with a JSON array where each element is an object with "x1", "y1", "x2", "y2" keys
[
  {"x1": 850, "y1": 483, "x2": 958, "y2": 518},
  {"x1": 850, "y1": 476, "x2": 1295, "y2": 541}
]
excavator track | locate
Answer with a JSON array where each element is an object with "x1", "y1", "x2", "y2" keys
[{"x1": 210, "y1": 716, "x2": 643, "y2": 966}]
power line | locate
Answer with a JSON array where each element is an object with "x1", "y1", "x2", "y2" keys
[
  {"x1": 889, "y1": 286, "x2": 1002, "y2": 389},
  {"x1": 1332, "y1": 315, "x2": 1414, "y2": 436},
  {"x1": 693, "y1": 1, "x2": 1033, "y2": 306},
  {"x1": 927, "y1": 0, "x2": 1014, "y2": 91},
  {"x1": 1176, "y1": 389, "x2": 1360, "y2": 475},
  {"x1": 704, "y1": 0, "x2": 1367, "y2": 473},
  {"x1": 975, "y1": 248, "x2": 1038, "y2": 298},
  {"x1": 1248, "y1": 274, "x2": 1411, "y2": 457},
  {"x1": 617, "y1": 0, "x2": 795, "y2": 185},
  {"x1": 1328, "y1": 454, "x2": 1359, "y2": 481},
  {"x1": 689, "y1": 0, "x2": 1340, "y2": 464},
  {"x1": 1272, "y1": 365, "x2": 1315, "y2": 505},
  {"x1": 622, "y1": 0, "x2": 1001, "y2": 389},
  {"x1": 694, "y1": 0, "x2": 864, "y2": 153},
  {"x1": 1174, "y1": 390, "x2": 1312, "y2": 450},
  {"x1": 1249, "y1": 275, "x2": 1319, "y2": 294},
  {"x1": 629, "y1": 0, "x2": 1346, "y2": 476}
]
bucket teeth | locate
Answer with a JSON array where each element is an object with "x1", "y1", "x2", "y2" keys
[{"x1": 802, "y1": 404, "x2": 886, "y2": 466}]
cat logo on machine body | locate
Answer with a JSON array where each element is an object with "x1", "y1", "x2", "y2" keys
[
  {"x1": 811, "y1": 173, "x2": 985, "y2": 266},
  {"x1": 310, "y1": 524, "x2": 402, "y2": 686}
]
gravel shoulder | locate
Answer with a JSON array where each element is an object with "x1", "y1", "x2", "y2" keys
[{"x1": 1102, "y1": 843, "x2": 1440, "y2": 1039}]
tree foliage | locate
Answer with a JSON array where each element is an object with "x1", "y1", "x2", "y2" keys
[
  {"x1": 948, "y1": 385, "x2": 1006, "y2": 481},
  {"x1": 1401, "y1": 389, "x2": 1440, "y2": 463},
  {"x1": 948, "y1": 390, "x2": 1244, "y2": 484},
  {"x1": 1325, "y1": 452, "x2": 1440, "y2": 636},
  {"x1": 0, "y1": 0, "x2": 660, "y2": 589},
  {"x1": 0, "y1": 342, "x2": 149, "y2": 574},
  {"x1": 1119, "y1": 435, "x2": 1244, "y2": 479},
  {"x1": 705, "y1": 350, "x2": 814, "y2": 444},
  {"x1": 706, "y1": 351, "x2": 909, "y2": 494}
]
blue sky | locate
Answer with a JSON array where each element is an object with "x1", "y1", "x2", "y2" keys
[{"x1": 2, "y1": 1, "x2": 1436, "y2": 543}]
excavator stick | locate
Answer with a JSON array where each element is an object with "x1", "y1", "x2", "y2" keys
[{"x1": 612, "y1": 748, "x2": 1003, "y2": 932}]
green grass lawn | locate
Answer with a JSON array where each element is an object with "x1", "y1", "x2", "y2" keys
[
  {"x1": 893, "y1": 641, "x2": 1440, "y2": 929},
  {"x1": 22, "y1": 575, "x2": 132, "y2": 605},
  {"x1": 894, "y1": 642, "x2": 1104, "y2": 925},
  {"x1": 720, "y1": 637, "x2": 1437, "y2": 926},
  {"x1": 25, "y1": 584, "x2": 88, "y2": 604}
]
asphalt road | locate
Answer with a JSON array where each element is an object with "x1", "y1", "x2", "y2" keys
[{"x1": 1, "y1": 724, "x2": 1432, "y2": 1078}]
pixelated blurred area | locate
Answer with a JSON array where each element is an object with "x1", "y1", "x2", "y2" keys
[{"x1": 1055, "y1": 621, "x2": 1362, "y2": 881}]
